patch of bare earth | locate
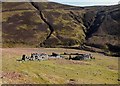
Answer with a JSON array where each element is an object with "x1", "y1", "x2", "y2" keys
[
  {"x1": 107, "y1": 65, "x2": 118, "y2": 70},
  {"x1": 2, "y1": 71, "x2": 34, "y2": 84},
  {"x1": 2, "y1": 71, "x2": 22, "y2": 80},
  {"x1": 54, "y1": 59, "x2": 90, "y2": 65}
]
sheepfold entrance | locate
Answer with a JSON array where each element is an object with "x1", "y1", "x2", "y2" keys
[{"x1": 18, "y1": 53, "x2": 48, "y2": 61}]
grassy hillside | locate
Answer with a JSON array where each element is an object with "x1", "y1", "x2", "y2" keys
[
  {"x1": 2, "y1": 2, "x2": 49, "y2": 47},
  {"x1": 2, "y1": 2, "x2": 120, "y2": 56},
  {"x1": 2, "y1": 2, "x2": 85, "y2": 48},
  {"x1": 2, "y1": 48, "x2": 118, "y2": 84}
]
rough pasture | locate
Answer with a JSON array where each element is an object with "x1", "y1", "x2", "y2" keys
[{"x1": 1, "y1": 48, "x2": 119, "y2": 84}]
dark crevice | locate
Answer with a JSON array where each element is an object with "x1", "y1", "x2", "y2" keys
[
  {"x1": 69, "y1": 10, "x2": 107, "y2": 46},
  {"x1": 39, "y1": 11, "x2": 54, "y2": 40},
  {"x1": 85, "y1": 11, "x2": 106, "y2": 39},
  {"x1": 69, "y1": 10, "x2": 107, "y2": 40},
  {"x1": 30, "y1": 2, "x2": 54, "y2": 46},
  {"x1": 69, "y1": 11, "x2": 82, "y2": 23}
]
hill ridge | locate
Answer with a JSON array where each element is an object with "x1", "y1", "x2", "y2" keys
[{"x1": 2, "y1": 2, "x2": 120, "y2": 56}]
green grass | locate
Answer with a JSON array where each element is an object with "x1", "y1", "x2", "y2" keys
[{"x1": 2, "y1": 48, "x2": 119, "y2": 84}]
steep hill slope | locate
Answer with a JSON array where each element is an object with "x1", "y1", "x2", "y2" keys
[
  {"x1": 2, "y1": 2, "x2": 85, "y2": 48},
  {"x1": 2, "y1": 2, "x2": 120, "y2": 56},
  {"x1": 83, "y1": 5, "x2": 120, "y2": 56}
]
